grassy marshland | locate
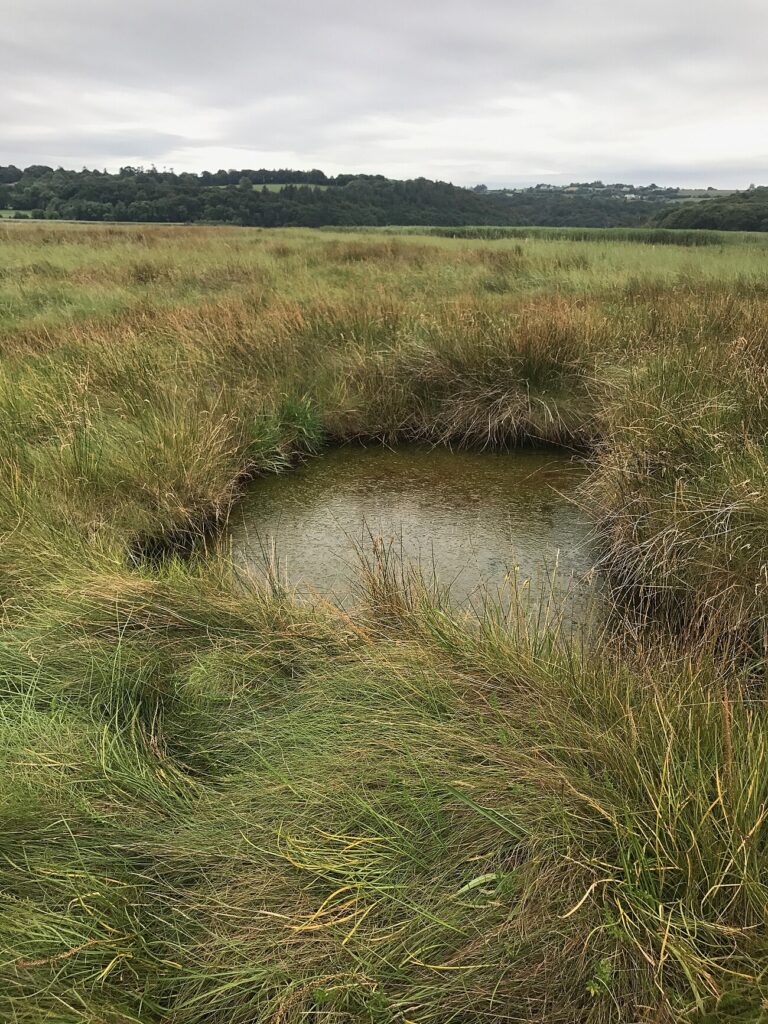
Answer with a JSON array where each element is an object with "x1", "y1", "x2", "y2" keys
[{"x1": 0, "y1": 222, "x2": 767, "y2": 1023}]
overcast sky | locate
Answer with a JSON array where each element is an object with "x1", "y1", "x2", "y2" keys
[{"x1": 2, "y1": 0, "x2": 766, "y2": 187}]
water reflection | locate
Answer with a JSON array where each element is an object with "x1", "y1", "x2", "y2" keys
[{"x1": 226, "y1": 445, "x2": 594, "y2": 617}]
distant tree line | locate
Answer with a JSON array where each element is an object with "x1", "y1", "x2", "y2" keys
[
  {"x1": 654, "y1": 187, "x2": 768, "y2": 232},
  {"x1": 0, "y1": 164, "x2": 763, "y2": 230}
]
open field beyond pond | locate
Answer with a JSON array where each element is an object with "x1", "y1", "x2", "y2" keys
[{"x1": 1, "y1": 221, "x2": 767, "y2": 1023}]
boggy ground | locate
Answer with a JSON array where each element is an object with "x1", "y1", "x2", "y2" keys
[{"x1": 0, "y1": 222, "x2": 767, "y2": 1023}]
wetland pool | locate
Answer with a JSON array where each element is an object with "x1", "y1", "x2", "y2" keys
[{"x1": 226, "y1": 446, "x2": 595, "y2": 617}]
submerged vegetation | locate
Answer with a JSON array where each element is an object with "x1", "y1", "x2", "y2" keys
[{"x1": 0, "y1": 221, "x2": 767, "y2": 1022}]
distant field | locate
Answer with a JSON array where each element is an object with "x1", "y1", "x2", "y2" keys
[
  {"x1": 0, "y1": 222, "x2": 767, "y2": 1022},
  {"x1": 208, "y1": 181, "x2": 331, "y2": 192},
  {"x1": 215, "y1": 181, "x2": 332, "y2": 192},
  {"x1": 255, "y1": 181, "x2": 330, "y2": 191}
]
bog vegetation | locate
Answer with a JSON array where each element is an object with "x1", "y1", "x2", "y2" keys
[{"x1": 0, "y1": 221, "x2": 767, "y2": 1023}]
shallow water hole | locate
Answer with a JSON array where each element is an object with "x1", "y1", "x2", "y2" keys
[{"x1": 224, "y1": 445, "x2": 597, "y2": 622}]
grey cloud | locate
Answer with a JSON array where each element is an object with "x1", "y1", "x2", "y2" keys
[
  {"x1": 0, "y1": 129, "x2": 187, "y2": 160},
  {"x1": 1, "y1": 0, "x2": 766, "y2": 185}
]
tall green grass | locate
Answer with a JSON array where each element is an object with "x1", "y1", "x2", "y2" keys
[{"x1": 0, "y1": 222, "x2": 766, "y2": 1021}]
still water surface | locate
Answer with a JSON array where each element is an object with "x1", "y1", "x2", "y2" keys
[{"x1": 227, "y1": 446, "x2": 594, "y2": 614}]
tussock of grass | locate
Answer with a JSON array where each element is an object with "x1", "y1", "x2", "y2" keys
[
  {"x1": 0, "y1": 223, "x2": 766, "y2": 1021},
  {"x1": 3, "y1": 560, "x2": 767, "y2": 1022}
]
